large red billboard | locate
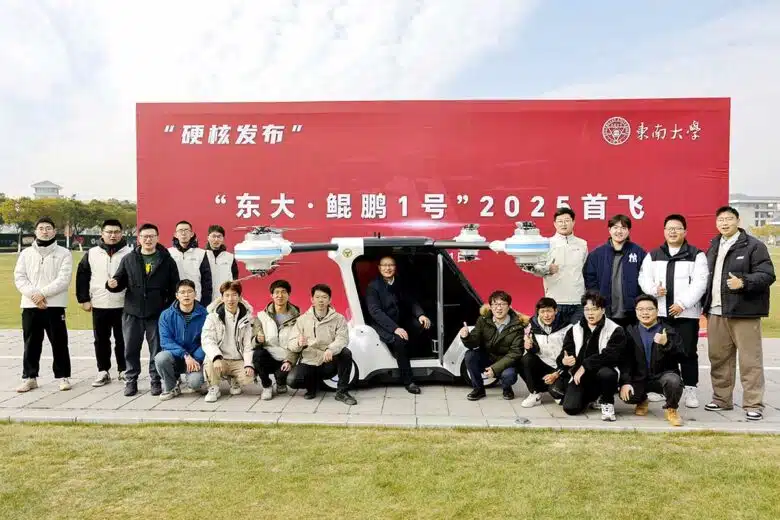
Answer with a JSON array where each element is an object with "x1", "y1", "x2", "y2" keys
[{"x1": 136, "y1": 98, "x2": 729, "y2": 315}]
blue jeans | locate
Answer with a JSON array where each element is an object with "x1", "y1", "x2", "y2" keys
[
  {"x1": 464, "y1": 349, "x2": 518, "y2": 391},
  {"x1": 154, "y1": 350, "x2": 205, "y2": 393},
  {"x1": 557, "y1": 304, "x2": 584, "y2": 325}
]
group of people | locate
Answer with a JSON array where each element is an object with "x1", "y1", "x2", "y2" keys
[{"x1": 12, "y1": 205, "x2": 776, "y2": 423}]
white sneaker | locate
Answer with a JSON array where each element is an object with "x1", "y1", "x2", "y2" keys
[
  {"x1": 92, "y1": 371, "x2": 111, "y2": 387},
  {"x1": 16, "y1": 378, "x2": 38, "y2": 393},
  {"x1": 684, "y1": 386, "x2": 700, "y2": 408},
  {"x1": 59, "y1": 378, "x2": 72, "y2": 391},
  {"x1": 229, "y1": 378, "x2": 242, "y2": 396},
  {"x1": 261, "y1": 386, "x2": 274, "y2": 401},
  {"x1": 521, "y1": 392, "x2": 542, "y2": 408},
  {"x1": 601, "y1": 403, "x2": 616, "y2": 421},
  {"x1": 204, "y1": 386, "x2": 221, "y2": 403},
  {"x1": 159, "y1": 383, "x2": 181, "y2": 401},
  {"x1": 647, "y1": 392, "x2": 665, "y2": 402},
  {"x1": 118, "y1": 371, "x2": 126, "y2": 382}
]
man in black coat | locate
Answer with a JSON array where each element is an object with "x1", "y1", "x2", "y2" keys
[
  {"x1": 619, "y1": 294, "x2": 685, "y2": 426},
  {"x1": 701, "y1": 206, "x2": 776, "y2": 421},
  {"x1": 107, "y1": 223, "x2": 180, "y2": 397},
  {"x1": 365, "y1": 256, "x2": 431, "y2": 394}
]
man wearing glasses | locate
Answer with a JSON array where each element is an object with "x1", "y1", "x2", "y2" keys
[
  {"x1": 701, "y1": 206, "x2": 776, "y2": 421},
  {"x1": 76, "y1": 219, "x2": 133, "y2": 387},
  {"x1": 638, "y1": 214, "x2": 709, "y2": 408},
  {"x1": 168, "y1": 220, "x2": 213, "y2": 305},
  {"x1": 107, "y1": 223, "x2": 180, "y2": 397},
  {"x1": 584, "y1": 214, "x2": 647, "y2": 328}
]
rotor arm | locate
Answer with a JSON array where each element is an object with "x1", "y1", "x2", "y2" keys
[{"x1": 290, "y1": 242, "x2": 340, "y2": 253}]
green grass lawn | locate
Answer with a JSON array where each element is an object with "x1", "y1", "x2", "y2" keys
[
  {"x1": 0, "y1": 424, "x2": 778, "y2": 519},
  {"x1": 0, "y1": 249, "x2": 779, "y2": 336}
]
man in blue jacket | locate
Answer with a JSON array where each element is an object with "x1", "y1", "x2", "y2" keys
[
  {"x1": 583, "y1": 214, "x2": 647, "y2": 328},
  {"x1": 154, "y1": 279, "x2": 208, "y2": 400}
]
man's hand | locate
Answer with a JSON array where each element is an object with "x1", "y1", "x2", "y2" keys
[
  {"x1": 727, "y1": 272, "x2": 744, "y2": 290},
  {"x1": 548, "y1": 263, "x2": 560, "y2": 275},
  {"x1": 107, "y1": 278, "x2": 118, "y2": 289},
  {"x1": 656, "y1": 283, "x2": 667, "y2": 297},
  {"x1": 244, "y1": 366, "x2": 255, "y2": 378},
  {"x1": 524, "y1": 333, "x2": 533, "y2": 351},
  {"x1": 31, "y1": 292, "x2": 45, "y2": 305},
  {"x1": 323, "y1": 350, "x2": 333, "y2": 363},
  {"x1": 668, "y1": 303, "x2": 684, "y2": 317},
  {"x1": 483, "y1": 367, "x2": 495, "y2": 379},
  {"x1": 459, "y1": 322, "x2": 469, "y2": 339},
  {"x1": 394, "y1": 328, "x2": 409, "y2": 341},
  {"x1": 81, "y1": 302, "x2": 92, "y2": 312},
  {"x1": 256, "y1": 330, "x2": 265, "y2": 343},
  {"x1": 298, "y1": 335, "x2": 308, "y2": 347},
  {"x1": 281, "y1": 360, "x2": 292, "y2": 372},
  {"x1": 654, "y1": 328, "x2": 668, "y2": 346},
  {"x1": 562, "y1": 353, "x2": 576, "y2": 367},
  {"x1": 619, "y1": 384, "x2": 634, "y2": 402},
  {"x1": 419, "y1": 315, "x2": 431, "y2": 329},
  {"x1": 543, "y1": 372, "x2": 559, "y2": 385},
  {"x1": 573, "y1": 366, "x2": 585, "y2": 385},
  {"x1": 185, "y1": 354, "x2": 202, "y2": 373}
]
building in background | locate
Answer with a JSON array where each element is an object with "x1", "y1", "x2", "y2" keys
[
  {"x1": 31, "y1": 180, "x2": 63, "y2": 199},
  {"x1": 728, "y1": 193, "x2": 780, "y2": 228}
]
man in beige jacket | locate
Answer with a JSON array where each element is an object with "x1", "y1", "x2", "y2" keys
[{"x1": 288, "y1": 284, "x2": 357, "y2": 405}]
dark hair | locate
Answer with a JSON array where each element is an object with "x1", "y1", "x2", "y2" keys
[
  {"x1": 489, "y1": 290, "x2": 512, "y2": 306},
  {"x1": 535, "y1": 297, "x2": 558, "y2": 312},
  {"x1": 208, "y1": 224, "x2": 225, "y2": 236},
  {"x1": 35, "y1": 216, "x2": 55, "y2": 228},
  {"x1": 663, "y1": 214, "x2": 687, "y2": 230},
  {"x1": 139, "y1": 223, "x2": 158, "y2": 234},
  {"x1": 634, "y1": 294, "x2": 658, "y2": 309},
  {"x1": 219, "y1": 280, "x2": 242, "y2": 296},
  {"x1": 270, "y1": 279, "x2": 291, "y2": 294},
  {"x1": 553, "y1": 208, "x2": 575, "y2": 221},
  {"x1": 175, "y1": 220, "x2": 193, "y2": 230},
  {"x1": 177, "y1": 279, "x2": 196, "y2": 292},
  {"x1": 311, "y1": 283, "x2": 332, "y2": 297},
  {"x1": 102, "y1": 219, "x2": 123, "y2": 230},
  {"x1": 581, "y1": 290, "x2": 606, "y2": 309},
  {"x1": 716, "y1": 205, "x2": 739, "y2": 219},
  {"x1": 607, "y1": 214, "x2": 631, "y2": 229}
]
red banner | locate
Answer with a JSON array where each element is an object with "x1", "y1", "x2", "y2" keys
[{"x1": 136, "y1": 99, "x2": 729, "y2": 314}]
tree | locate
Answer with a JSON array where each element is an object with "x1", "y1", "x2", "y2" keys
[{"x1": 0, "y1": 198, "x2": 44, "y2": 250}]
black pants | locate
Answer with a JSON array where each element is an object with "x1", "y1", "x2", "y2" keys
[
  {"x1": 22, "y1": 307, "x2": 71, "y2": 379},
  {"x1": 661, "y1": 317, "x2": 700, "y2": 387},
  {"x1": 92, "y1": 308, "x2": 126, "y2": 373},
  {"x1": 252, "y1": 348, "x2": 289, "y2": 388},
  {"x1": 380, "y1": 317, "x2": 426, "y2": 386},
  {"x1": 122, "y1": 313, "x2": 161, "y2": 384},
  {"x1": 557, "y1": 304, "x2": 584, "y2": 326},
  {"x1": 519, "y1": 353, "x2": 556, "y2": 394},
  {"x1": 298, "y1": 348, "x2": 354, "y2": 392},
  {"x1": 562, "y1": 366, "x2": 618, "y2": 415},
  {"x1": 624, "y1": 371, "x2": 684, "y2": 409}
]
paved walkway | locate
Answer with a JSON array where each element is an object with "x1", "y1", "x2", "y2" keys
[{"x1": 1, "y1": 330, "x2": 779, "y2": 433}]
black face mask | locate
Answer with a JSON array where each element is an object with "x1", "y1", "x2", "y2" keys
[{"x1": 36, "y1": 237, "x2": 57, "y2": 247}]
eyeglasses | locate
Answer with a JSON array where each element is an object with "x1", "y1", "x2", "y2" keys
[
  {"x1": 103, "y1": 230, "x2": 122, "y2": 235},
  {"x1": 491, "y1": 302, "x2": 509, "y2": 308},
  {"x1": 583, "y1": 307, "x2": 602, "y2": 313},
  {"x1": 635, "y1": 307, "x2": 657, "y2": 313},
  {"x1": 139, "y1": 234, "x2": 157, "y2": 240},
  {"x1": 664, "y1": 227, "x2": 684, "y2": 232},
  {"x1": 379, "y1": 263, "x2": 395, "y2": 268}
]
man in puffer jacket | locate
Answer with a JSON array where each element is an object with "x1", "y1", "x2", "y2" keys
[
  {"x1": 201, "y1": 280, "x2": 257, "y2": 403},
  {"x1": 287, "y1": 284, "x2": 357, "y2": 406}
]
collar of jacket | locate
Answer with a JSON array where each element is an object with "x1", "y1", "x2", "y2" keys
[
  {"x1": 99, "y1": 237, "x2": 128, "y2": 256},
  {"x1": 657, "y1": 240, "x2": 698, "y2": 261},
  {"x1": 577, "y1": 314, "x2": 606, "y2": 334},
  {"x1": 216, "y1": 301, "x2": 249, "y2": 323},
  {"x1": 607, "y1": 237, "x2": 633, "y2": 252},
  {"x1": 207, "y1": 243, "x2": 226, "y2": 257},
  {"x1": 173, "y1": 236, "x2": 199, "y2": 253},
  {"x1": 133, "y1": 242, "x2": 170, "y2": 257},
  {"x1": 171, "y1": 300, "x2": 207, "y2": 318},
  {"x1": 531, "y1": 314, "x2": 568, "y2": 334},
  {"x1": 305, "y1": 306, "x2": 339, "y2": 322},
  {"x1": 264, "y1": 301, "x2": 300, "y2": 321},
  {"x1": 710, "y1": 228, "x2": 748, "y2": 248}
]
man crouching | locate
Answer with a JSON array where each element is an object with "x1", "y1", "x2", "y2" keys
[
  {"x1": 288, "y1": 284, "x2": 357, "y2": 405},
  {"x1": 201, "y1": 281, "x2": 257, "y2": 403}
]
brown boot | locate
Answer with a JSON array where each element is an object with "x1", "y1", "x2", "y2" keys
[
  {"x1": 634, "y1": 400, "x2": 649, "y2": 416},
  {"x1": 665, "y1": 408, "x2": 682, "y2": 427}
]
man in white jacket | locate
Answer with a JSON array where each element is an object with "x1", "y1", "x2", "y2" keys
[
  {"x1": 253, "y1": 279, "x2": 299, "y2": 400},
  {"x1": 525, "y1": 208, "x2": 588, "y2": 325},
  {"x1": 205, "y1": 225, "x2": 239, "y2": 301},
  {"x1": 638, "y1": 214, "x2": 709, "y2": 408},
  {"x1": 201, "y1": 280, "x2": 257, "y2": 403},
  {"x1": 13, "y1": 217, "x2": 73, "y2": 392},
  {"x1": 168, "y1": 220, "x2": 213, "y2": 304}
]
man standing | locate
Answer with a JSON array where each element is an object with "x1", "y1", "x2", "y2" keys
[
  {"x1": 76, "y1": 219, "x2": 132, "y2": 387},
  {"x1": 107, "y1": 223, "x2": 180, "y2": 397},
  {"x1": 366, "y1": 255, "x2": 431, "y2": 395},
  {"x1": 619, "y1": 295, "x2": 685, "y2": 427},
  {"x1": 702, "y1": 206, "x2": 776, "y2": 421},
  {"x1": 288, "y1": 284, "x2": 357, "y2": 405},
  {"x1": 14, "y1": 217, "x2": 73, "y2": 392},
  {"x1": 253, "y1": 279, "x2": 299, "y2": 399},
  {"x1": 584, "y1": 214, "x2": 647, "y2": 328},
  {"x1": 168, "y1": 220, "x2": 212, "y2": 304},
  {"x1": 638, "y1": 214, "x2": 709, "y2": 408},
  {"x1": 154, "y1": 280, "x2": 208, "y2": 401},
  {"x1": 201, "y1": 280, "x2": 257, "y2": 403},
  {"x1": 525, "y1": 208, "x2": 588, "y2": 324},
  {"x1": 460, "y1": 291, "x2": 527, "y2": 401},
  {"x1": 205, "y1": 224, "x2": 239, "y2": 301}
]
